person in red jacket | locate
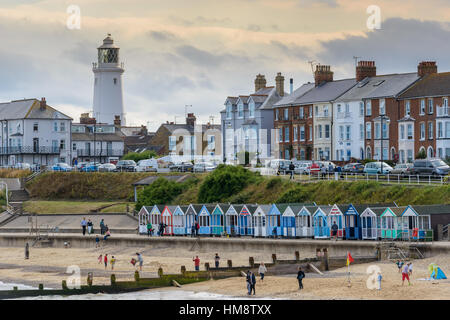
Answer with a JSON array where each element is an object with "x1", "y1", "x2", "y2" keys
[
  {"x1": 193, "y1": 256, "x2": 200, "y2": 271},
  {"x1": 104, "y1": 254, "x2": 108, "y2": 269}
]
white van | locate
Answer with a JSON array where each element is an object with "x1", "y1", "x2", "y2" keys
[{"x1": 136, "y1": 159, "x2": 158, "y2": 172}]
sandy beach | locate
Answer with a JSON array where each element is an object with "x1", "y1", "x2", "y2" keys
[{"x1": 0, "y1": 243, "x2": 449, "y2": 299}]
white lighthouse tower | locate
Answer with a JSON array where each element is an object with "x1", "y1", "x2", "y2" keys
[{"x1": 92, "y1": 34, "x2": 126, "y2": 125}]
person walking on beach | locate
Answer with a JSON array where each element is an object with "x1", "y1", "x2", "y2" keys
[
  {"x1": 98, "y1": 254, "x2": 102, "y2": 264},
  {"x1": 258, "y1": 262, "x2": 267, "y2": 282},
  {"x1": 110, "y1": 256, "x2": 116, "y2": 270},
  {"x1": 297, "y1": 266, "x2": 305, "y2": 290},
  {"x1": 195, "y1": 221, "x2": 200, "y2": 236},
  {"x1": 95, "y1": 235, "x2": 100, "y2": 248},
  {"x1": 331, "y1": 221, "x2": 338, "y2": 241},
  {"x1": 25, "y1": 243, "x2": 29, "y2": 260},
  {"x1": 100, "y1": 219, "x2": 105, "y2": 235},
  {"x1": 402, "y1": 263, "x2": 411, "y2": 286},
  {"x1": 246, "y1": 270, "x2": 252, "y2": 295},
  {"x1": 250, "y1": 271, "x2": 256, "y2": 295},
  {"x1": 136, "y1": 253, "x2": 143, "y2": 271},
  {"x1": 87, "y1": 219, "x2": 93, "y2": 235},
  {"x1": 104, "y1": 254, "x2": 108, "y2": 269},
  {"x1": 191, "y1": 224, "x2": 196, "y2": 237},
  {"x1": 214, "y1": 253, "x2": 220, "y2": 268},
  {"x1": 81, "y1": 217, "x2": 87, "y2": 236},
  {"x1": 396, "y1": 260, "x2": 404, "y2": 273},
  {"x1": 193, "y1": 256, "x2": 200, "y2": 271}
]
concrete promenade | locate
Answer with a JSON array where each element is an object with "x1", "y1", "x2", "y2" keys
[{"x1": 1, "y1": 232, "x2": 449, "y2": 258}]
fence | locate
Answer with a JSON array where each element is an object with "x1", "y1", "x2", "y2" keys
[{"x1": 251, "y1": 168, "x2": 448, "y2": 186}]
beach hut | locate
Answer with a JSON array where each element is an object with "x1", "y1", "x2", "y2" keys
[
  {"x1": 343, "y1": 204, "x2": 361, "y2": 240},
  {"x1": 253, "y1": 205, "x2": 271, "y2": 237},
  {"x1": 380, "y1": 207, "x2": 402, "y2": 240},
  {"x1": 184, "y1": 204, "x2": 200, "y2": 234},
  {"x1": 238, "y1": 205, "x2": 257, "y2": 236},
  {"x1": 137, "y1": 206, "x2": 152, "y2": 234},
  {"x1": 266, "y1": 204, "x2": 283, "y2": 237},
  {"x1": 211, "y1": 204, "x2": 228, "y2": 236},
  {"x1": 197, "y1": 205, "x2": 215, "y2": 235},
  {"x1": 149, "y1": 205, "x2": 164, "y2": 232},
  {"x1": 312, "y1": 206, "x2": 332, "y2": 239},
  {"x1": 328, "y1": 204, "x2": 345, "y2": 239},
  {"x1": 360, "y1": 207, "x2": 381, "y2": 240},
  {"x1": 161, "y1": 205, "x2": 176, "y2": 236},
  {"x1": 173, "y1": 205, "x2": 187, "y2": 235},
  {"x1": 410, "y1": 206, "x2": 434, "y2": 241},
  {"x1": 225, "y1": 205, "x2": 242, "y2": 236},
  {"x1": 398, "y1": 206, "x2": 432, "y2": 241},
  {"x1": 296, "y1": 206, "x2": 315, "y2": 238},
  {"x1": 282, "y1": 205, "x2": 298, "y2": 237}
]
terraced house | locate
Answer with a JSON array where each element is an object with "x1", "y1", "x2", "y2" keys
[
  {"x1": 220, "y1": 73, "x2": 285, "y2": 163},
  {"x1": 0, "y1": 98, "x2": 72, "y2": 166},
  {"x1": 397, "y1": 65, "x2": 450, "y2": 162}
]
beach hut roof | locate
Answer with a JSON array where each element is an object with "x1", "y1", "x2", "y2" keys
[
  {"x1": 369, "y1": 207, "x2": 386, "y2": 216},
  {"x1": 245, "y1": 204, "x2": 259, "y2": 214},
  {"x1": 409, "y1": 204, "x2": 450, "y2": 215},
  {"x1": 256, "y1": 204, "x2": 272, "y2": 213},
  {"x1": 317, "y1": 206, "x2": 333, "y2": 215},
  {"x1": 217, "y1": 203, "x2": 232, "y2": 213}
]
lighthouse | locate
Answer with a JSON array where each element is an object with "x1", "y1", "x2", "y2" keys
[{"x1": 92, "y1": 34, "x2": 126, "y2": 125}]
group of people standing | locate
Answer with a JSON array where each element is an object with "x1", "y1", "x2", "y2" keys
[
  {"x1": 145, "y1": 221, "x2": 170, "y2": 236},
  {"x1": 397, "y1": 260, "x2": 413, "y2": 285}
]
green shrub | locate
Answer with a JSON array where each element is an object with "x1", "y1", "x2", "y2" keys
[
  {"x1": 197, "y1": 165, "x2": 261, "y2": 203},
  {"x1": 135, "y1": 177, "x2": 185, "y2": 211},
  {"x1": 266, "y1": 177, "x2": 283, "y2": 190},
  {"x1": 122, "y1": 150, "x2": 158, "y2": 162}
]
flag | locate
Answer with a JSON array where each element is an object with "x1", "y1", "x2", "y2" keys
[{"x1": 346, "y1": 252, "x2": 354, "y2": 266}]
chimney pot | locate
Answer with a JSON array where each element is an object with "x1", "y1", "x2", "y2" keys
[
  {"x1": 290, "y1": 78, "x2": 293, "y2": 95},
  {"x1": 314, "y1": 65, "x2": 333, "y2": 87},
  {"x1": 275, "y1": 72, "x2": 285, "y2": 97},
  {"x1": 418, "y1": 61, "x2": 437, "y2": 77},
  {"x1": 40, "y1": 97, "x2": 46, "y2": 110},
  {"x1": 254, "y1": 74, "x2": 267, "y2": 92},
  {"x1": 356, "y1": 60, "x2": 377, "y2": 82}
]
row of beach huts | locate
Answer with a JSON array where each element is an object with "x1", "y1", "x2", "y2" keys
[{"x1": 137, "y1": 203, "x2": 450, "y2": 241}]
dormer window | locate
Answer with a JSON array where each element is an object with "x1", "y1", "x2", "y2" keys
[
  {"x1": 226, "y1": 103, "x2": 232, "y2": 119},
  {"x1": 249, "y1": 100, "x2": 255, "y2": 118},
  {"x1": 238, "y1": 102, "x2": 244, "y2": 118}
]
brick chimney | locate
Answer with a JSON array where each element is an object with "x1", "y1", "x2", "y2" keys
[
  {"x1": 114, "y1": 115, "x2": 121, "y2": 126},
  {"x1": 39, "y1": 97, "x2": 46, "y2": 110},
  {"x1": 418, "y1": 61, "x2": 437, "y2": 77},
  {"x1": 254, "y1": 74, "x2": 266, "y2": 92},
  {"x1": 356, "y1": 61, "x2": 376, "y2": 82},
  {"x1": 314, "y1": 65, "x2": 333, "y2": 87},
  {"x1": 275, "y1": 72, "x2": 285, "y2": 97},
  {"x1": 186, "y1": 113, "x2": 196, "y2": 126}
]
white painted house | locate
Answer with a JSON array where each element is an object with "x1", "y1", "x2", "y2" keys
[{"x1": 0, "y1": 98, "x2": 72, "y2": 166}]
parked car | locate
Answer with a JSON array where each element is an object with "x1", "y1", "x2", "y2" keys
[
  {"x1": 136, "y1": 159, "x2": 158, "y2": 172},
  {"x1": 115, "y1": 160, "x2": 137, "y2": 172},
  {"x1": 309, "y1": 161, "x2": 336, "y2": 174},
  {"x1": 169, "y1": 162, "x2": 193, "y2": 172},
  {"x1": 193, "y1": 162, "x2": 216, "y2": 173},
  {"x1": 81, "y1": 163, "x2": 99, "y2": 172},
  {"x1": 14, "y1": 163, "x2": 31, "y2": 170},
  {"x1": 294, "y1": 162, "x2": 312, "y2": 174},
  {"x1": 98, "y1": 163, "x2": 117, "y2": 172},
  {"x1": 75, "y1": 161, "x2": 89, "y2": 172},
  {"x1": 410, "y1": 158, "x2": 450, "y2": 176},
  {"x1": 363, "y1": 161, "x2": 393, "y2": 175},
  {"x1": 391, "y1": 163, "x2": 413, "y2": 176},
  {"x1": 342, "y1": 163, "x2": 365, "y2": 174},
  {"x1": 52, "y1": 163, "x2": 73, "y2": 172}
]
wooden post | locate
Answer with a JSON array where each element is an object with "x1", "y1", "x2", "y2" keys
[
  {"x1": 134, "y1": 270, "x2": 140, "y2": 282},
  {"x1": 249, "y1": 257, "x2": 254, "y2": 268},
  {"x1": 295, "y1": 251, "x2": 300, "y2": 261},
  {"x1": 227, "y1": 259, "x2": 232, "y2": 268},
  {"x1": 158, "y1": 267, "x2": 164, "y2": 277},
  {"x1": 110, "y1": 274, "x2": 116, "y2": 285},
  {"x1": 38, "y1": 284, "x2": 44, "y2": 290},
  {"x1": 13, "y1": 286, "x2": 18, "y2": 291},
  {"x1": 205, "y1": 262, "x2": 210, "y2": 271},
  {"x1": 62, "y1": 280, "x2": 68, "y2": 290},
  {"x1": 322, "y1": 248, "x2": 329, "y2": 271},
  {"x1": 181, "y1": 266, "x2": 186, "y2": 274},
  {"x1": 272, "y1": 253, "x2": 277, "y2": 263}
]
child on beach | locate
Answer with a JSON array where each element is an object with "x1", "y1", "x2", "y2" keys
[
  {"x1": 104, "y1": 254, "x2": 108, "y2": 269},
  {"x1": 98, "y1": 254, "x2": 102, "y2": 264},
  {"x1": 396, "y1": 260, "x2": 404, "y2": 273},
  {"x1": 110, "y1": 256, "x2": 116, "y2": 270},
  {"x1": 402, "y1": 263, "x2": 411, "y2": 286},
  {"x1": 258, "y1": 262, "x2": 267, "y2": 281},
  {"x1": 408, "y1": 262, "x2": 413, "y2": 276},
  {"x1": 95, "y1": 235, "x2": 100, "y2": 248},
  {"x1": 377, "y1": 272, "x2": 382, "y2": 290}
]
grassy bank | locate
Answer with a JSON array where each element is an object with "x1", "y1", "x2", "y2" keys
[
  {"x1": 23, "y1": 200, "x2": 135, "y2": 214},
  {"x1": 0, "y1": 169, "x2": 30, "y2": 178}
]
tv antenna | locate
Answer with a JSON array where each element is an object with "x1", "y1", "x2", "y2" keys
[
  {"x1": 353, "y1": 56, "x2": 361, "y2": 67},
  {"x1": 308, "y1": 60, "x2": 317, "y2": 77}
]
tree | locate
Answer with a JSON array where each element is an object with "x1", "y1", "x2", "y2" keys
[
  {"x1": 415, "y1": 149, "x2": 427, "y2": 159},
  {"x1": 135, "y1": 178, "x2": 183, "y2": 211}
]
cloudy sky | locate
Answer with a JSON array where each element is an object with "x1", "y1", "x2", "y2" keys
[{"x1": 1, "y1": 0, "x2": 450, "y2": 131}]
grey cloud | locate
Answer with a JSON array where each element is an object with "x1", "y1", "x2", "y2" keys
[
  {"x1": 270, "y1": 40, "x2": 310, "y2": 60},
  {"x1": 297, "y1": 0, "x2": 339, "y2": 7},
  {"x1": 247, "y1": 24, "x2": 261, "y2": 32},
  {"x1": 317, "y1": 18, "x2": 450, "y2": 76},
  {"x1": 148, "y1": 30, "x2": 177, "y2": 42},
  {"x1": 175, "y1": 45, "x2": 250, "y2": 67},
  {"x1": 169, "y1": 15, "x2": 232, "y2": 27}
]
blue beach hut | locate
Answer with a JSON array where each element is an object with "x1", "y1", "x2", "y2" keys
[
  {"x1": 198, "y1": 205, "x2": 215, "y2": 235},
  {"x1": 266, "y1": 204, "x2": 282, "y2": 237},
  {"x1": 173, "y1": 205, "x2": 187, "y2": 235},
  {"x1": 313, "y1": 206, "x2": 332, "y2": 239},
  {"x1": 343, "y1": 204, "x2": 362, "y2": 240}
]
